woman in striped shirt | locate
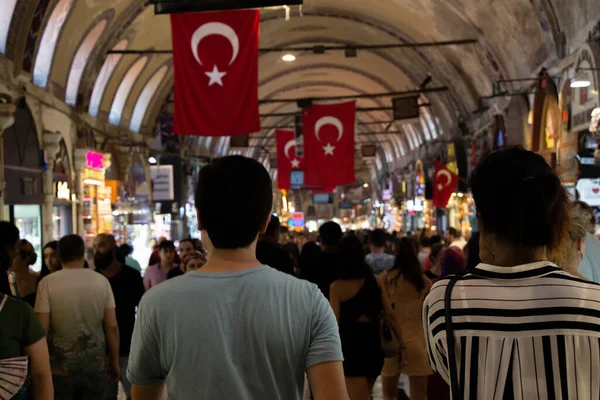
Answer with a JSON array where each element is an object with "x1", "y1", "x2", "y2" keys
[{"x1": 423, "y1": 147, "x2": 600, "y2": 399}]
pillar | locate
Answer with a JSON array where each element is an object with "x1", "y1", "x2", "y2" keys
[
  {"x1": 73, "y1": 149, "x2": 88, "y2": 236},
  {"x1": 42, "y1": 132, "x2": 62, "y2": 243},
  {"x1": 0, "y1": 102, "x2": 16, "y2": 217}
]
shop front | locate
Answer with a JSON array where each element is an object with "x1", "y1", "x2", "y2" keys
[
  {"x1": 530, "y1": 69, "x2": 560, "y2": 168},
  {"x1": 2, "y1": 103, "x2": 43, "y2": 271},
  {"x1": 79, "y1": 150, "x2": 113, "y2": 246},
  {"x1": 51, "y1": 140, "x2": 73, "y2": 240}
]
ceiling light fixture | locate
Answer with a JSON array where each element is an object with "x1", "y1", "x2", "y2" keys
[
  {"x1": 148, "y1": 156, "x2": 157, "y2": 164},
  {"x1": 282, "y1": 54, "x2": 296, "y2": 62},
  {"x1": 571, "y1": 71, "x2": 591, "y2": 88},
  {"x1": 363, "y1": 183, "x2": 369, "y2": 188}
]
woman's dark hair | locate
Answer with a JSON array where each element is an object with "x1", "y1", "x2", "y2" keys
[
  {"x1": 471, "y1": 147, "x2": 570, "y2": 250},
  {"x1": 40, "y1": 241, "x2": 59, "y2": 278},
  {"x1": 390, "y1": 237, "x2": 425, "y2": 292},
  {"x1": 298, "y1": 242, "x2": 322, "y2": 280},
  {"x1": 336, "y1": 235, "x2": 372, "y2": 280},
  {"x1": 18, "y1": 239, "x2": 37, "y2": 266},
  {"x1": 465, "y1": 232, "x2": 481, "y2": 271}
]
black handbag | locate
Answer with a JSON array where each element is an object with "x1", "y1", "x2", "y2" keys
[{"x1": 444, "y1": 275, "x2": 462, "y2": 400}]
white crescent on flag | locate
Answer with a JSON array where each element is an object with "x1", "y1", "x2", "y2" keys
[
  {"x1": 284, "y1": 139, "x2": 296, "y2": 159},
  {"x1": 436, "y1": 169, "x2": 452, "y2": 190},
  {"x1": 190, "y1": 22, "x2": 240, "y2": 66},
  {"x1": 314, "y1": 116, "x2": 344, "y2": 143}
]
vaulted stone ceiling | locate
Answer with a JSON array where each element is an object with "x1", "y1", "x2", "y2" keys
[{"x1": 3, "y1": 0, "x2": 600, "y2": 172}]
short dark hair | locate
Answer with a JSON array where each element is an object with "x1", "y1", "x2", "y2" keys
[
  {"x1": 58, "y1": 235, "x2": 85, "y2": 263},
  {"x1": 337, "y1": 235, "x2": 372, "y2": 279},
  {"x1": 159, "y1": 240, "x2": 175, "y2": 251},
  {"x1": 471, "y1": 147, "x2": 570, "y2": 249},
  {"x1": 319, "y1": 221, "x2": 342, "y2": 247},
  {"x1": 0, "y1": 221, "x2": 19, "y2": 270},
  {"x1": 429, "y1": 235, "x2": 442, "y2": 246},
  {"x1": 179, "y1": 239, "x2": 194, "y2": 247},
  {"x1": 370, "y1": 229, "x2": 387, "y2": 247},
  {"x1": 447, "y1": 227, "x2": 458, "y2": 237},
  {"x1": 419, "y1": 235, "x2": 431, "y2": 248},
  {"x1": 195, "y1": 156, "x2": 273, "y2": 249}
]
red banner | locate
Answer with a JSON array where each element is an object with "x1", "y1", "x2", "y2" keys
[
  {"x1": 276, "y1": 129, "x2": 302, "y2": 190},
  {"x1": 303, "y1": 101, "x2": 356, "y2": 187},
  {"x1": 433, "y1": 162, "x2": 459, "y2": 208},
  {"x1": 170, "y1": 10, "x2": 260, "y2": 136}
]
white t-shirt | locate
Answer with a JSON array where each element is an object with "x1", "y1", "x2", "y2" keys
[
  {"x1": 35, "y1": 268, "x2": 115, "y2": 374},
  {"x1": 450, "y1": 239, "x2": 467, "y2": 250}
]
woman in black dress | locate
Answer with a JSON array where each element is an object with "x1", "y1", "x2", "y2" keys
[{"x1": 329, "y1": 235, "x2": 401, "y2": 399}]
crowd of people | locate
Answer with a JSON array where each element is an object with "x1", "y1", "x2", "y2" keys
[{"x1": 1, "y1": 147, "x2": 600, "y2": 399}]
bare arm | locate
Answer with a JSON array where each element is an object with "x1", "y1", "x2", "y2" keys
[
  {"x1": 307, "y1": 361, "x2": 349, "y2": 400},
  {"x1": 36, "y1": 312, "x2": 50, "y2": 334},
  {"x1": 329, "y1": 283, "x2": 341, "y2": 323},
  {"x1": 25, "y1": 338, "x2": 53, "y2": 400},
  {"x1": 132, "y1": 382, "x2": 166, "y2": 400},
  {"x1": 103, "y1": 307, "x2": 120, "y2": 383}
]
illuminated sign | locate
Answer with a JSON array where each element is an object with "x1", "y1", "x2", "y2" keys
[
  {"x1": 54, "y1": 181, "x2": 70, "y2": 200},
  {"x1": 292, "y1": 212, "x2": 304, "y2": 227},
  {"x1": 82, "y1": 167, "x2": 105, "y2": 185},
  {"x1": 86, "y1": 151, "x2": 104, "y2": 170}
]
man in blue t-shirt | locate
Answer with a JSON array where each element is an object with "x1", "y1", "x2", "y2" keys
[{"x1": 127, "y1": 156, "x2": 348, "y2": 400}]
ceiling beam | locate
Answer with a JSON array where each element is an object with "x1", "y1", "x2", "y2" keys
[
  {"x1": 258, "y1": 89, "x2": 445, "y2": 103},
  {"x1": 259, "y1": 104, "x2": 431, "y2": 117},
  {"x1": 106, "y1": 39, "x2": 478, "y2": 55}
]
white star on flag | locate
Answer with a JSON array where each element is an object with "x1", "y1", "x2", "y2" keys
[
  {"x1": 205, "y1": 65, "x2": 226, "y2": 86},
  {"x1": 323, "y1": 143, "x2": 335, "y2": 155},
  {"x1": 291, "y1": 158, "x2": 300, "y2": 168}
]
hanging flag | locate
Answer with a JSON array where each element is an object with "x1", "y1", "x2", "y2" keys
[
  {"x1": 433, "y1": 161, "x2": 458, "y2": 208},
  {"x1": 303, "y1": 101, "x2": 356, "y2": 187},
  {"x1": 170, "y1": 10, "x2": 260, "y2": 136},
  {"x1": 276, "y1": 129, "x2": 303, "y2": 190}
]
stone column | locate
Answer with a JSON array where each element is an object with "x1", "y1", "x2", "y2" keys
[
  {"x1": 42, "y1": 132, "x2": 62, "y2": 243},
  {"x1": 73, "y1": 149, "x2": 88, "y2": 236},
  {"x1": 0, "y1": 102, "x2": 16, "y2": 217}
]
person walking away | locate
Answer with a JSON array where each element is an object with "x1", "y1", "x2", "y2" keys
[
  {"x1": 35, "y1": 234, "x2": 120, "y2": 399},
  {"x1": 115, "y1": 244, "x2": 142, "y2": 273},
  {"x1": 301, "y1": 221, "x2": 343, "y2": 300},
  {"x1": 378, "y1": 237, "x2": 432, "y2": 400},
  {"x1": 41, "y1": 241, "x2": 61, "y2": 279},
  {"x1": 445, "y1": 227, "x2": 466, "y2": 250},
  {"x1": 330, "y1": 235, "x2": 402, "y2": 400},
  {"x1": 365, "y1": 229, "x2": 395, "y2": 275},
  {"x1": 94, "y1": 234, "x2": 145, "y2": 400},
  {"x1": 0, "y1": 221, "x2": 54, "y2": 399},
  {"x1": 144, "y1": 240, "x2": 176, "y2": 290},
  {"x1": 127, "y1": 156, "x2": 348, "y2": 400},
  {"x1": 166, "y1": 239, "x2": 196, "y2": 279},
  {"x1": 9, "y1": 239, "x2": 40, "y2": 307},
  {"x1": 256, "y1": 215, "x2": 295, "y2": 275},
  {"x1": 416, "y1": 236, "x2": 431, "y2": 269},
  {"x1": 424, "y1": 147, "x2": 600, "y2": 399}
]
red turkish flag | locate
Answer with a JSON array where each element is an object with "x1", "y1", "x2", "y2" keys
[
  {"x1": 433, "y1": 162, "x2": 459, "y2": 208},
  {"x1": 303, "y1": 101, "x2": 356, "y2": 187},
  {"x1": 170, "y1": 10, "x2": 260, "y2": 136},
  {"x1": 276, "y1": 129, "x2": 303, "y2": 190}
]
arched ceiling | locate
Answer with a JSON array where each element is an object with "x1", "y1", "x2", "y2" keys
[{"x1": 3, "y1": 0, "x2": 600, "y2": 177}]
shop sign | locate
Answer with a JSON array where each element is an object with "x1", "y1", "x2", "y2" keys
[
  {"x1": 54, "y1": 181, "x2": 70, "y2": 201},
  {"x1": 82, "y1": 167, "x2": 105, "y2": 185},
  {"x1": 291, "y1": 212, "x2": 305, "y2": 228},
  {"x1": 150, "y1": 165, "x2": 174, "y2": 201},
  {"x1": 576, "y1": 178, "x2": 600, "y2": 206},
  {"x1": 86, "y1": 151, "x2": 104, "y2": 170}
]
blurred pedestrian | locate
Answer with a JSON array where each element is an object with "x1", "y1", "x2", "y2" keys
[
  {"x1": 365, "y1": 229, "x2": 395, "y2": 275},
  {"x1": 256, "y1": 215, "x2": 295, "y2": 275},
  {"x1": 144, "y1": 240, "x2": 177, "y2": 290},
  {"x1": 41, "y1": 241, "x2": 61, "y2": 278},
  {"x1": 9, "y1": 239, "x2": 39, "y2": 307}
]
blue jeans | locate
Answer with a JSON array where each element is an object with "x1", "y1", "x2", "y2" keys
[{"x1": 53, "y1": 372, "x2": 107, "y2": 400}]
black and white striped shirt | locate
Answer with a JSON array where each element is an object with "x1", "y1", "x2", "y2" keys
[{"x1": 423, "y1": 261, "x2": 600, "y2": 400}]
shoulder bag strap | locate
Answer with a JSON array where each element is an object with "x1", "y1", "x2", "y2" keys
[{"x1": 444, "y1": 275, "x2": 462, "y2": 400}]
